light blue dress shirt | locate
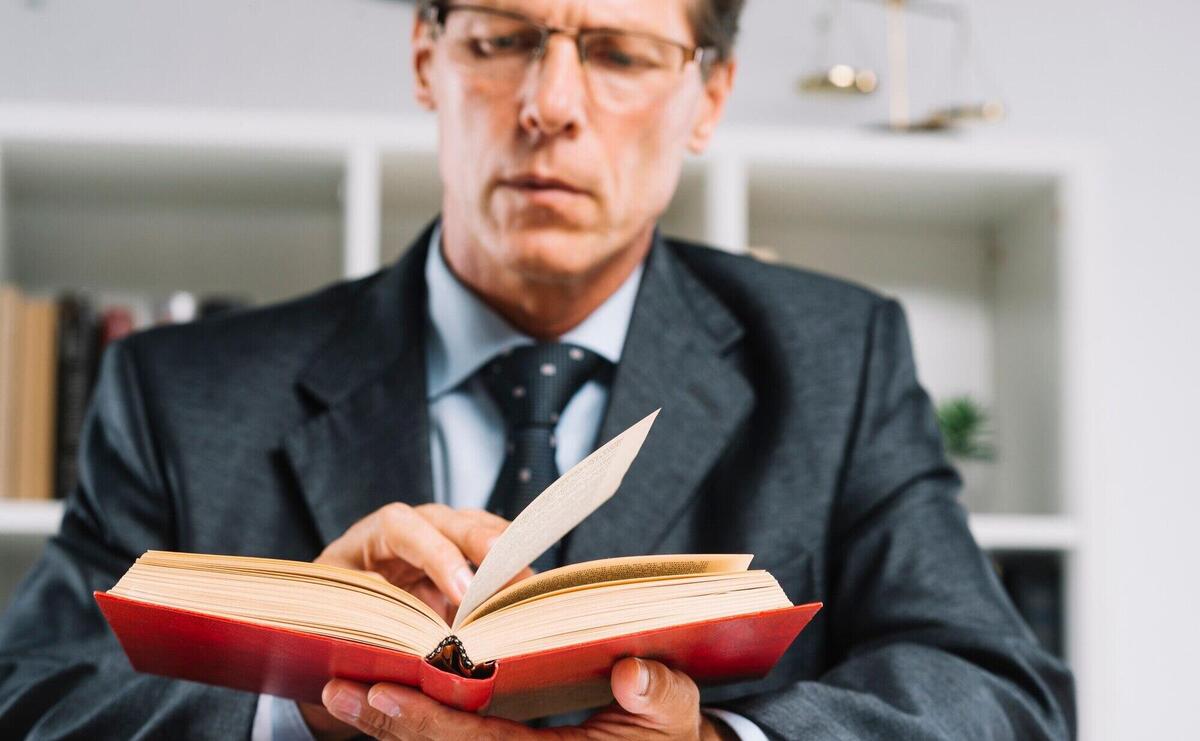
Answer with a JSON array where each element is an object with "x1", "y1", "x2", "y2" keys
[
  {"x1": 423, "y1": 226, "x2": 639, "y2": 509},
  {"x1": 254, "y1": 229, "x2": 763, "y2": 741}
]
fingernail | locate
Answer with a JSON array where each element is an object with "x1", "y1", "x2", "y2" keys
[
  {"x1": 368, "y1": 690, "x2": 402, "y2": 718},
  {"x1": 453, "y1": 565, "x2": 474, "y2": 601},
  {"x1": 329, "y1": 690, "x2": 362, "y2": 720},
  {"x1": 634, "y1": 658, "x2": 650, "y2": 696}
]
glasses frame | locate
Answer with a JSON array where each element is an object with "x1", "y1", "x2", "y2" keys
[{"x1": 419, "y1": 1, "x2": 714, "y2": 73}]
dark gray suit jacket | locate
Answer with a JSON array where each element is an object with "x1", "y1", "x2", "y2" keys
[{"x1": 0, "y1": 224, "x2": 1074, "y2": 739}]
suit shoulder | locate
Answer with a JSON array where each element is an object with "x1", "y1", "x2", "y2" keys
[
  {"x1": 120, "y1": 273, "x2": 374, "y2": 382},
  {"x1": 665, "y1": 238, "x2": 886, "y2": 321}
]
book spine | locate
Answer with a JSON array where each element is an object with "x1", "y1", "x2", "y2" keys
[
  {"x1": 98, "y1": 305, "x2": 135, "y2": 349},
  {"x1": 54, "y1": 296, "x2": 96, "y2": 500},
  {"x1": 425, "y1": 635, "x2": 493, "y2": 679},
  {"x1": 0, "y1": 286, "x2": 24, "y2": 500},
  {"x1": 15, "y1": 299, "x2": 58, "y2": 501}
]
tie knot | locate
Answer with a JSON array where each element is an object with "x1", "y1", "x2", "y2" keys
[{"x1": 481, "y1": 343, "x2": 608, "y2": 428}]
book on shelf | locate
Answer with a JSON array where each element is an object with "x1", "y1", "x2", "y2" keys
[
  {"x1": 53, "y1": 294, "x2": 98, "y2": 501},
  {"x1": 97, "y1": 411, "x2": 821, "y2": 720},
  {"x1": 0, "y1": 286, "x2": 251, "y2": 502},
  {"x1": 14, "y1": 297, "x2": 58, "y2": 502},
  {"x1": 0, "y1": 286, "x2": 22, "y2": 500},
  {"x1": 0, "y1": 288, "x2": 59, "y2": 501}
]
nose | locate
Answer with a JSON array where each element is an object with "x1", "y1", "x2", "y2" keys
[{"x1": 518, "y1": 34, "x2": 586, "y2": 141}]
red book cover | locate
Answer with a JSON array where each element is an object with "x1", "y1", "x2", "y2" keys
[
  {"x1": 96, "y1": 592, "x2": 821, "y2": 720},
  {"x1": 98, "y1": 306, "x2": 135, "y2": 348}
]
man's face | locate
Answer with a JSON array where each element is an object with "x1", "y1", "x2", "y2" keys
[{"x1": 413, "y1": 0, "x2": 734, "y2": 285}]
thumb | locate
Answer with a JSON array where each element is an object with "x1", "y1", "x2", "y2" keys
[{"x1": 610, "y1": 658, "x2": 700, "y2": 730}]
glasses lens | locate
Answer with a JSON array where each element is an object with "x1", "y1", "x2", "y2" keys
[
  {"x1": 442, "y1": 9, "x2": 543, "y2": 79},
  {"x1": 436, "y1": 9, "x2": 693, "y2": 109},
  {"x1": 583, "y1": 33, "x2": 683, "y2": 73},
  {"x1": 582, "y1": 32, "x2": 686, "y2": 108}
]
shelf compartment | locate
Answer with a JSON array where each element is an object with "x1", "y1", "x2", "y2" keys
[
  {"x1": 0, "y1": 500, "x2": 1077, "y2": 553},
  {"x1": 0, "y1": 500, "x2": 64, "y2": 536},
  {"x1": 969, "y1": 513, "x2": 1079, "y2": 551},
  {"x1": 2, "y1": 139, "x2": 345, "y2": 303},
  {"x1": 379, "y1": 148, "x2": 442, "y2": 265},
  {"x1": 746, "y1": 158, "x2": 1063, "y2": 516}
]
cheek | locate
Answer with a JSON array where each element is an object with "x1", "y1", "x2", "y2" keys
[
  {"x1": 606, "y1": 100, "x2": 694, "y2": 222},
  {"x1": 436, "y1": 75, "x2": 516, "y2": 204}
]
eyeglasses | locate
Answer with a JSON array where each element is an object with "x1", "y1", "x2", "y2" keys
[{"x1": 420, "y1": 2, "x2": 714, "y2": 110}]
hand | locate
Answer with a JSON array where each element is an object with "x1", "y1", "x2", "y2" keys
[
  {"x1": 317, "y1": 502, "x2": 533, "y2": 620},
  {"x1": 299, "y1": 502, "x2": 534, "y2": 740},
  {"x1": 319, "y1": 657, "x2": 738, "y2": 740}
]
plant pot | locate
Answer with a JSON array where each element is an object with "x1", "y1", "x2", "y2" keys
[{"x1": 952, "y1": 456, "x2": 999, "y2": 514}]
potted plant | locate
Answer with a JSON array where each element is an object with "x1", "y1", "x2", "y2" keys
[{"x1": 936, "y1": 396, "x2": 997, "y2": 512}]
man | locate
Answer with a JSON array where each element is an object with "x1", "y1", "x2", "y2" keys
[{"x1": 0, "y1": 0, "x2": 1075, "y2": 739}]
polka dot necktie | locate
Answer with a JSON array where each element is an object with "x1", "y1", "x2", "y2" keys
[{"x1": 481, "y1": 342, "x2": 609, "y2": 570}]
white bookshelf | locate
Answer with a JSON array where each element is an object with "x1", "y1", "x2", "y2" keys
[
  {"x1": 0, "y1": 499, "x2": 1074, "y2": 551},
  {"x1": 969, "y1": 514, "x2": 1080, "y2": 551},
  {"x1": 0, "y1": 500, "x2": 64, "y2": 536},
  {"x1": 0, "y1": 104, "x2": 1103, "y2": 733}
]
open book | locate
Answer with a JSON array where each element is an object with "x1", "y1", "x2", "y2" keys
[{"x1": 97, "y1": 411, "x2": 821, "y2": 720}]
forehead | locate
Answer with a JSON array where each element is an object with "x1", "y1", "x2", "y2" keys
[{"x1": 473, "y1": 0, "x2": 696, "y2": 40}]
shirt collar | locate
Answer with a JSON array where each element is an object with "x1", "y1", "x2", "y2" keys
[{"x1": 424, "y1": 223, "x2": 643, "y2": 400}]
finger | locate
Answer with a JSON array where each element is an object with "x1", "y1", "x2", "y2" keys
[
  {"x1": 368, "y1": 559, "x2": 427, "y2": 591},
  {"x1": 610, "y1": 658, "x2": 700, "y2": 732},
  {"x1": 317, "y1": 515, "x2": 428, "y2": 592},
  {"x1": 318, "y1": 515, "x2": 383, "y2": 570},
  {"x1": 457, "y1": 508, "x2": 517, "y2": 531},
  {"x1": 319, "y1": 505, "x2": 534, "y2": 605},
  {"x1": 456, "y1": 517, "x2": 536, "y2": 585},
  {"x1": 297, "y1": 700, "x2": 359, "y2": 740},
  {"x1": 365, "y1": 682, "x2": 539, "y2": 740},
  {"x1": 417, "y1": 504, "x2": 508, "y2": 567},
  {"x1": 418, "y1": 507, "x2": 535, "y2": 589},
  {"x1": 323, "y1": 679, "x2": 404, "y2": 740},
  {"x1": 408, "y1": 579, "x2": 455, "y2": 623},
  {"x1": 374, "y1": 503, "x2": 477, "y2": 604},
  {"x1": 500, "y1": 565, "x2": 537, "y2": 590},
  {"x1": 424, "y1": 508, "x2": 532, "y2": 582}
]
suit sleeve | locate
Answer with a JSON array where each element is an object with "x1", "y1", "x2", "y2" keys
[
  {"x1": 0, "y1": 339, "x2": 258, "y2": 739},
  {"x1": 718, "y1": 299, "x2": 1076, "y2": 740}
]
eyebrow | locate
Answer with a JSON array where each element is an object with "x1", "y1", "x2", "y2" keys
[{"x1": 465, "y1": 0, "x2": 693, "y2": 44}]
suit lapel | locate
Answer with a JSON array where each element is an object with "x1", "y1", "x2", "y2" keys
[
  {"x1": 282, "y1": 227, "x2": 755, "y2": 554},
  {"x1": 282, "y1": 225, "x2": 436, "y2": 546},
  {"x1": 565, "y1": 238, "x2": 755, "y2": 563}
]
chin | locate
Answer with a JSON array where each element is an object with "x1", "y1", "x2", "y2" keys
[{"x1": 498, "y1": 227, "x2": 608, "y2": 283}]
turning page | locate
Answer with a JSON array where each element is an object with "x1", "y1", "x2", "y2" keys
[{"x1": 452, "y1": 410, "x2": 659, "y2": 629}]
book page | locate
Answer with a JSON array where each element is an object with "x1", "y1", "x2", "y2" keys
[
  {"x1": 459, "y1": 554, "x2": 753, "y2": 627},
  {"x1": 457, "y1": 570, "x2": 792, "y2": 664},
  {"x1": 452, "y1": 409, "x2": 659, "y2": 629},
  {"x1": 109, "y1": 552, "x2": 450, "y2": 655}
]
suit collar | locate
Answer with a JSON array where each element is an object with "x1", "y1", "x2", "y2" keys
[
  {"x1": 296, "y1": 222, "x2": 435, "y2": 408},
  {"x1": 285, "y1": 222, "x2": 437, "y2": 545},
  {"x1": 564, "y1": 235, "x2": 754, "y2": 563},
  {"x1": 424, "y1": 224, "x2": 643, "y2": 400},
  {"x1": 284, "y1": 224, "x2": 755, "y2": 555}
]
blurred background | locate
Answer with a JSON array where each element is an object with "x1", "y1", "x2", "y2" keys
[{"x1": 0, "y1": 1, "x2": 1197, "y2": 737}]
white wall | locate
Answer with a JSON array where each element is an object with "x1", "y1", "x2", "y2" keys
[
  {"x1": 3, "y1": 1, "x2": 1199, "y2": 737},
  {"x1": 0, "y1": 147, "x2": 8, "y2": 282}
]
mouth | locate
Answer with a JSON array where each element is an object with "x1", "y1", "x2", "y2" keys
[{"x1": 499, "y1": 174, "x2": 588, "y2": 196}]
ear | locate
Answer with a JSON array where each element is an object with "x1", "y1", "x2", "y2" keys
[
  {"x1": 412, "y1": 8, "x2": 438, "y2": 111},
  {"x1": 688, "y1": 59, "x2": 736, "y2": 154}
]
